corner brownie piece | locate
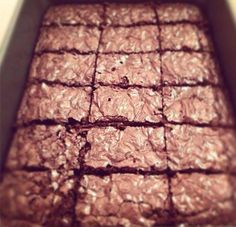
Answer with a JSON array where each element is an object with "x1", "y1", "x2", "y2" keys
[
  {"x1": 6, "y1": 125, "x2": 86, "y2": 170},
  {"x1": 30, "y1": 53, "x2": 96, "y2": 86},
  {"x1": 105, "y1": 3, "x2": 156, "y2": 25},
  {"x1": 85, "y1": 126, "x2": 166, "y2": 170},
  {"x1": 163, "y1": 86, "x2": 234, "y2": 125},
  {"x1": 100, "y1": 26, "x2": 159, "y2": 53},
  {"x1": 0, "y1": 170, "x2": 75, "y2": 226},
  {"x1": 156, "y1": 3, "x2": 203, "y2": 23},
  {"x1": 17, "y1": 83, "x2": 91, "y2": 124},
  {"x1": 43, "y1": 4, "x2": 104, "y2": 26},
  {"x1": 162, "y1": 52, "x2": 220, "y2": 85},
  {"x1": 172, "y1": 173, "x2": 236, "y2": 224},
  {"x1": 90, "y1": 86, "x2": 162, "y2": 123},
  {"x1": 76, "y1": 174, "x2": 169, "y2": 226},
  {"x1": 35, "y1": 26, "x2": 100, "y2": 53},
  {"x1": 96, "y1": 53, "x2": 161, "y2": 86},
  {"x1": 166, "y1": 124, "x2": 236, "y2": 171}
]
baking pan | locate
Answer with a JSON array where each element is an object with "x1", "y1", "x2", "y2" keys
[{"x1": 1, "y1": 0, "x2": 236, "y2": 174}]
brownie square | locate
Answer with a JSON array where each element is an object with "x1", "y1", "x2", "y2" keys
[
  {"x1": 43, "y1": 4, "x2": 104, "y2": 26},
  {"x1": 17, "y1": 83, "x2": 91, "y2": 124},
  {"x1": 156, "y1": 3, "x2": 203, "y2": 23},
  {"x1": 105, "y1": 3, "x2": 156, "y2": 25},
  {"x1": 30, "y1": 53, "x2": 96, "y2": 86},
  {"x1": 163, "y1": 86, "x2": 234, "y2": 125},
  {"x1": 35, "y1": 26, "x2": 101, "y2": 53},
  {"x1": 166, "y1": 124, "x2": 236, "y2": 171},
  {"x1": 172, "y1": 173, "x2": 236, "y2": 224},
  {"x1": 0, "y1": 170, "x2": 75, "y2": 226},
  {"x1": 162, "y1": 52, "x2": 220, "y2": 85},
  {"x1": 161, "y1": 24, "x2": 200, "y2": 50},
  {"x1": 6, "y1": 125, "x2": 86, "y2": 170},
  {"x1": 100, "y1": 26, "x2": 159, "y2": 53},
  {"x1": 85, "y1": 126, "x2": 166, "y2": 170},
  {"x1": 96, "y1": 53, "x2": 161, "y2": 86},
  {"x1": 90, "y1": 86, "x2": 162, "y2": 123},
  {"x1": 76, "y1": 174, "x2": 169, "y2": 226}
]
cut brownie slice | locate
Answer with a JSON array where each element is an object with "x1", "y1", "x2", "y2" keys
[
  {"x1": 85, "y1": 126, "x2": 166, "y2": 170},
  {"x1": 35, "y1": 26, "x2": 100, "y2": 53},
  {"x1": 156, "y1": 3, "x2": 203, "y2": 23},
  {"x1": 0, "y1": 170, "x2": 75, "y2": 226},
  {"x1": 96, "y1": 53, "x2": 161, "y2": 86},
  {"x1": 163, "y1": 86, "x2": 234, "y2": 125},
  {"x1": 172, "y1": 173, "x2": 236, "y2": 225},
  {"x1": 100, "y1": 26, "x2": 159, "y2": 53},
  {"x1": 17, "y1": 83, "x2": 91, "y2": 124},
  {"x1": 162, "y1": 51, "x2": 220, "y2": 85},
  {"x1": 6, "y1": 125, "x2": 86, "y2": 170},
  {"x1": 43, "y1": 4, "x2": 104, "y2": 26},
  {"x1": 105, "y1": 3, "x2": 156, "y2": 25},
  {"x1": 76, "y1": 174, "x2": 169, "y2": 226},
  {"x1": 166, "y1": 124, "x2": 236, "y2": 171},
  {"x1": 90, "y1": 86, "x2": 162, "y2": 123},
  {"x1": 30, "y1": 53, "x2": 96, "y2": 86}
]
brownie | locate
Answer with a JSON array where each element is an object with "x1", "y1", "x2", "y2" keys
[
  {"x1": 6, "y1": 125, "x2": 86, "y2": 170},
  {"x1": 162, "y1": 51, "x2": 220, "y2": 85},
  {"x1": 156, "y1": 3, "x2": 203, "y2": 23},
  {"x1": 163, "y1": 86, "x2": 234, "y2": 125},
  {"x1": 166, "y1": 124, "x2": 236, "y2": 171},
  {"x1": 172, "y1": 173, "x2": 236, "y2": 224},
  {"x1": 0, "y1": 170, "x2": 75, "y2": 226},
  {"x1": 105, "y1": 3, "x2": 156, "y2": 25},
  {"x1": 35, "y1": 26, "x2": 101, "y2": 53},
  {"x1": 96, "y1": 53, "x2": 161, "y2": 86},
  {"x1": 76, "y1": 174, "x2": 169, "y2": 226},
  {"x1": 1, "y1": 218, "x2": 40, "y2": 227},
  {"x1": 30, "y1": 53, "x2": 96, "y2": 85},
  {"x1": 85, "y1": 126, "x2": 166, "y2": 170},
  {"x1": 17, "y1": 83, "x2": 91, "y2": 124},
  {"x1": 99, "y1": 26, "x2": 159, "y2": 53},
  {"x1": 43, "y1": 4, "x2": 104, "y2": 26},
  {"x1": 90, "y1": 86, "x2": 162, "y2": 123}
]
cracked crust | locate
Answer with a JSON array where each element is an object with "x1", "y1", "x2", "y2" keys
[
  {"x1": 30, "y1": 53, "x2": 96, "y2": 86},
  {"x1": 6, "y1": 125, "x2": 86, "y2": 170},
  {"x1": 85, "y1": 126, "x2": 166, "y2": 170},
  {"x1": 76, "y1": 174, "x2": 169, "y2": 226},
  {"x1": 17, "y1": 83, "x2": 91, "y2": 124},
  {"x1": 90, "y1": 86, "x2": 163, "y2": 123}
]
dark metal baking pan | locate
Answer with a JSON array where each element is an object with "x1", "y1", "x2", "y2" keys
[{"x1": 1, "y1": 0, "x2": 236, "y2": 174}]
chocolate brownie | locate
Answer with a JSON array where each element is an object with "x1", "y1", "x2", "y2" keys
[
  {"x1": 76, "y1": 174, "x2": 169, "y2": 226},
  {"x1": 43, "y1": 4, "x2": 104, "y2": 26},
  {"x1": 6, "y1": 125, "x2": 86, "y2": 170},
  {"x1": 30, "y1": 53, "x2": 96, "y2": 85},
  {"x1": 166, "y1": 124, "x2": 236, "y2": 171},
  {"x1": 162, "y1": 51, "x2": 220, "y2": 85},
  {"x1": 1, "y1": 218, "x2": 41, "y2": 227},
  {"x1": 17, "y1": 83, "x2": 91, "y2": 124},
  {"x1": 85, "y1": 126, "x2": 166, "y2": 170},
  {"x1": 172, "y1": 173, "x2": 236, "y2": 225},
  {"x1": 0, "y1": 170, "x2": 75, "y2": 226},
  {"x1": 163, "y1": 86, "x2": 234, "y2": 125},
  {"x1": 100, "y1": 26, "x2": 159, "y2": 53},
  {"x1": 96, "y1": 53, "x2": 161, "y2": 86},
  {"x1": 105, "y1": 3, "x2": 156, "y2": 25},
  {"x1": 35, "y1": 26, "x2": 101, "y2": 53},
  {"x1": 90, "y1": 86, "x2": 162, "y2": 123}
]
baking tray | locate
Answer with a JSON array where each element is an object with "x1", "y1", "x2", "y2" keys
[{"x1": 1, "y1": 0, "x2": 236, "y2": 174}]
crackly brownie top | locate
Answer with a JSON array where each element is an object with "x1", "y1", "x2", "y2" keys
[
  {"x1": 90, "y1": 86, "x2": 162, "y2": 123},
  {"x1": 85, "y1": 126, "x2": 166, "y2": 170},
  {"x1": 17, "y1": 83, "x2": 91, "y2": 124},
  {"x1": 43, "y1": 4, "x2": 104, "y2": 26},
  {"x1": 6, "y1": 125, "x2": 86, "y2": 170},
  {"x1": 76, "y1": 174, "x2": 169, "y2": 226}
]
